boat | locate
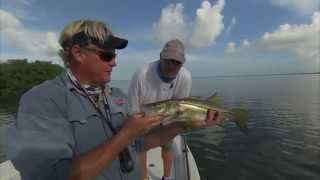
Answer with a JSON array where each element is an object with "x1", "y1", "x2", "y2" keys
[
  {"x1": 0, "y1": 135, "x2": 200, "y2": 180},
  {"x1": 0, "y1": 160, "x2": 20, "y2": 180},
  {"x1": 147, "y1": 135, "x2": 200, "y2": 180}
]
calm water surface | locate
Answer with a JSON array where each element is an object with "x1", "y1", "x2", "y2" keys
[{"x1": 1, "y1": 74, "x2": 319, "y2": 180}]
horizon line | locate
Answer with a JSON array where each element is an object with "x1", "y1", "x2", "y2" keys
[{"x1": 112, "y1": 72, "x2": 320, "y2": 81}]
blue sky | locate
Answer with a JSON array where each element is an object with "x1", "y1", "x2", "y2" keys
[{"x1": 1, "y1": 0, "x2": 319, "y2": 80}]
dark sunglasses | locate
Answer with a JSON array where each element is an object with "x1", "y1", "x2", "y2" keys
[
  {"x1": 84, "y1": 47, "x2": 116, "y2": 62},
  {"x1": 166, "y1": 59, "x2": 183, "y2": 66}
]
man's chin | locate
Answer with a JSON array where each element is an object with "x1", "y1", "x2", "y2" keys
[
  {"x1": 164, "y1": 73, "x2": 177, "y2": 79},
  {"x1": 93, "y1": 78, "x2": 110, "y2": 87}
]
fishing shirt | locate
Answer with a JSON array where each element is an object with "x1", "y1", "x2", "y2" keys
[{"x1": 6, "y1": 72, "x2": 143, "y2": 180}]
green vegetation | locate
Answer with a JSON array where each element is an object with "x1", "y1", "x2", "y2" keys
[{"x1": 0, "y1": 59, "x2": 64, "y2": 103}]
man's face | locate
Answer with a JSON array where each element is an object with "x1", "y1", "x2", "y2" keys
[
  {"x1": 78, "y1": 44, "x2": 117, "y2": 85},
  {"x1": 160, "y1": 58, "x2": 183, "y2": 78}
]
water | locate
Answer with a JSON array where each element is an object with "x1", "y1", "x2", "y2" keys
[
  {"x1": 0, "y1": 105, "x2": 16, "y2": 163},
  {"x1": 1, "y1": 74, "x2": 319, "y2": 180}
]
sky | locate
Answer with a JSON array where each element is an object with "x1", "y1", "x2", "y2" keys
[{"x1": 0, "y1": 0, "x2": 319, "y2": 80}]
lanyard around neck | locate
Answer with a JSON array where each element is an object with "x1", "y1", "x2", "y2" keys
[
  {"x1": 66, "y1": 72, "x2": 117, "y2": 135},
  {"x1": 66, "y1": 71, "x2": 134, "y2": 173}
]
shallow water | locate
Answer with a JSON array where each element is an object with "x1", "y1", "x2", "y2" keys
[{"x1": 1, "y1": 74, "x2": 319, "y2": 180}]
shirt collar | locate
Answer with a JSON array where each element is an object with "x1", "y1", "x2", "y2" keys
[{"x1": 63, "y1": 70, "x2": 112, "y2": 97}]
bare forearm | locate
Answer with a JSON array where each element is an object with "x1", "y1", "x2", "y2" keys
[
  {"x1": 69, "y1": 129, "x2": 133, "y2": 180},
  {"x1": 143, "y1": 122, "x2": 184, "y2": 151}
]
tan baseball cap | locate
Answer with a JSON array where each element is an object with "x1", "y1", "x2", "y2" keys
[{"x1": 160, "y1": 39, "x2": 185, "y2": 63}]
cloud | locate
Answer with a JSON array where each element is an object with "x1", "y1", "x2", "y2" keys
[
  {"x1": 225, "y1": 11, "x2": 320, "y2": 61},
  {"x1": 2, "y1": 0, "x2": 39, "y2": 21},
  {"x1": 269, "y1": 0, "x2": 319, "y2": 15},
  {"x1": 3, "y1": 0, "x2": 32, "y2": 6},
  {"x1": 153, "y1": 3, "x2": 187, "y2": 45},
  {"x1": 189, "y1": 0, "x2": 225, "y2": 48},
  {"x1": 225, "y1": 17, "x2": 237, "y2": 35},
  {"x1": 0, "y1": 9, "x2": 61, "y2": 62},
  {"x1": 241, "y1": 39, "x2": 250, "y2": 47},
  {"x1": 0, "y1": 9, "x2": 21, "y2": 30},
  {"x1": 153, "y1": 0, "x2": 225, "y2": 48},
  {"x1": 225, "y1": 42, "x2": 236, "y2": 53}
]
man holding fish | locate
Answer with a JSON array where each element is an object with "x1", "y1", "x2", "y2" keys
[
  {"x1": 7, "y1": 20, "x2": 225, "y2": 180},
  {"x1": 128, "y1": 39, "x2": 248, "y2": 180},
  {"x1": 128, "y1": 39, "x2": 193, "y2": 180}
]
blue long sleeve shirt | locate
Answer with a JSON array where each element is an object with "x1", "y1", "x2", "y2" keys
[{"x1": 7, "y1": 72, "x2": 143, "y2": 180}]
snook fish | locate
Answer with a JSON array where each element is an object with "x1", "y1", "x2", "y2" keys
[{"x1": 141, "y1": 93, "x2": 248, "y2": 133}]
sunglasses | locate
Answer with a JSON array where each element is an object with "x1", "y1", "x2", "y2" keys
[{"x1": 84, "y1": 47, "x2": 117, "y2": 62}]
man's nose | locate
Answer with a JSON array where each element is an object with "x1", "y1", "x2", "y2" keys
[{"x1": 108, "y1": 58, "x2": 117, "y2": 67}]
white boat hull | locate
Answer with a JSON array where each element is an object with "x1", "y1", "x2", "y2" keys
[
  {"x1": 0, "y1": 160, "x2": 21, "y2": 180},
  {"x1": 147, "y1": 135, "x2": 200, "y2": 180},
  {"x1": 0, "y1": 136, "x2": 200, "y2": 180}
]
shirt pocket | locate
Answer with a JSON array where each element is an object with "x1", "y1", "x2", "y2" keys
[
  {"x1": 68, "y1": 111, "x2": 108, "y2": 154},
  {"x1": 109, "y1": 106, "x2": 127, "y2": 132}
]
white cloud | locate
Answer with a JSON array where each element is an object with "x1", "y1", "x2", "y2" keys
[
  {"x1": 153, "y1": 3, "x2": 187, "y2": 45},
  {"x1": 189, "y1": 0, "x2": 225, "y2": 48},
  {"x1": 225, "y1": 11, "x2": 320, "y2": 61},
  {"x1": 153, "y1": 0, "x2": 225, "y2": 48},
  {"x1": 270, "y1": 0, "x2": 319, "y2": 15},
  {"x1": 225, "y1": 17, "x2": 237, "y2": 35},
  {"x1": 2, "y1": 0, "x2": 39, "y2": 21},
  {"x1": 3, "y1": 0, "x2": 32, "y2": 6},
  {"x1": 242, "y1": 39, "x2": 250, "y2": 47},
  {"x1": 0, "y1": 10, "x2": 21, "y2": 30},
  {"x1": 225, "y1": 42, "x2": 236, "y2": 53},
  {"x1": 0, "y1": 9, "x2": 61, "y2": 62}
]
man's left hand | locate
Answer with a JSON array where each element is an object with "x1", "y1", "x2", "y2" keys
[{"x1": 180, "y1": 110, "x2": 225, "y2": 130}]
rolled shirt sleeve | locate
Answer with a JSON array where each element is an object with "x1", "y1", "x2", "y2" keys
[{"x1": 7, "y1": 90, "x2": 75, "y2": 180}]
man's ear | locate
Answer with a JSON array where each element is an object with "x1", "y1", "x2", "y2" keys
[{"x1": 70, "y1": 45, "x2": 85, "y2": 63}]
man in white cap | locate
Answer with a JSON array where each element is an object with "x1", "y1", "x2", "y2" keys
[{"x1": 128, "y1": 39, "x2": 192, "y2": 180}]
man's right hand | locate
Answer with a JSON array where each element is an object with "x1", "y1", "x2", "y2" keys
[{"x1": 121, "y1": 112, "x2": 163, "y2": 139}]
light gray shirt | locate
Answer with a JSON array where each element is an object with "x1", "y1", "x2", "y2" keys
[{"x1": 7, "y1": 72, "x2": 143, "y2": 180}]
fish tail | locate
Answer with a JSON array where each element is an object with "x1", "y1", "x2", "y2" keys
[{"x1": 231, "y1": 108, "x2": 249, "y2": 134}]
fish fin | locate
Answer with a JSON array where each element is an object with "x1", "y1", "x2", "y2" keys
[
  {"x1": 188, "y1": 96, "x2": 202, "y2": 100},
  {"x1": 188, "y1": 92, "x2": 219, "y2": 101},
  {"x1": 231, "y1": 108, "x2": 249, "y2": 135},
  {"x1": 205, "y1": 92, "x2": 221, "y2": 107},
  {"x1": 201, "y1": 91, "x2": 218, "y2": 100}
]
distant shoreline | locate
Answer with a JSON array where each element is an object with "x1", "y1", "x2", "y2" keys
[
  {"x1": 192, "y1": 72, "x2": 320, "y2": 79},
  {"x1": 112, "y1": 72, "x2": 320, "y2": 81}
]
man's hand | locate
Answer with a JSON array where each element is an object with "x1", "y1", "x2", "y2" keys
[
  {"x1": 121, "y1": 112, "x2": 163, "y2": 139},
  {"x1": 180, "y1": 110, "x2": 225, "y2": 131},
  {"x1": 204, "y1": 110, "x2": 225, "y2": 126}
]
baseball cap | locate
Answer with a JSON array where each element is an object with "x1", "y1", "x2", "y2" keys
[
  {"x1": 60, "y1": 20, "x2": 128, "y2": 50},
  {"x1": 160, "y1": 39, "x2": 185, "y2": 63}
]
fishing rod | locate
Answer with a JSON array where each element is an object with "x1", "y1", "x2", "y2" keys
[{"x1": 183, "y1": 135, "x2": 191, "y2": 180}]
